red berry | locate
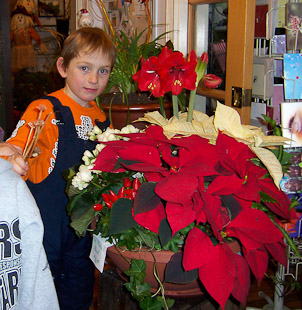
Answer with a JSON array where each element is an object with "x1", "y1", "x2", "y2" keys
[
  {"x1": 133, "y1": 178, "x2": 141, "y2": 191},
  {"x1": 102, "y1": 193, "x2": 111, "y2": 203},
  {"x1": 109, "y1": 190, "x2": 119, "y2": 202},
  {"x1": 93, "y1": 204, "x2": 103, "y2": 211},
  {"x1": 118, "y1": 186, "x2": 125, "y2": 198},
  {"x1": 123, "y1": 178, "x2": 132, "y2": 188}
]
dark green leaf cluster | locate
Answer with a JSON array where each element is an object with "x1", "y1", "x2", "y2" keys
[{"x1": 102, "y1": 27, "x2": 167, "y2": 96}]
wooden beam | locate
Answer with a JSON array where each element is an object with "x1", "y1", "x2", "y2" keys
[
  {"x1": 189, "y1": 0, "x2": 224, "y2": 4},
  {"x1": 224, "y1": 0, "x2": 255, "y2": 124}
]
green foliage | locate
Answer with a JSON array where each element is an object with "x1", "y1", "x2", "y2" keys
[
  {"x1": 124, "y1": 258, "x2": 175, "y2": 310},
  {"x1": 103, "y1": 28, "x2": 165, "y2": 97}
]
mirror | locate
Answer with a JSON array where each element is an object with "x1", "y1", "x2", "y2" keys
[
  {"x1": 188, "y1": 0, "x2": 255, "y2": 124},
  {"x1": 192, "y1": 2, "x2": 227, "y2": 92}
]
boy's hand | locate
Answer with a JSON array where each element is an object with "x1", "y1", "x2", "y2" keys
[{"x1": 0, "y1": 143, "x2": 28, "y2": 176}]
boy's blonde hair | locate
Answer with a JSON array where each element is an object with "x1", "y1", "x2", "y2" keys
[{"x1": 60, "y1": 27, "x2": 116, "y2": 70}]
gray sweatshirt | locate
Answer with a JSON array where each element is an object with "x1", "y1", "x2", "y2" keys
[{"x1": 0, "y1": 158, "x2": 59, "y2": 310}]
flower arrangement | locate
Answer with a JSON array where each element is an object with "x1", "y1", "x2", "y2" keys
[
  {"x1": 65, "y1": 37, "x2": 299, "y2": 310},
  {"x1": 96, "y1": 0, "x2": 222, "y2": 124}
]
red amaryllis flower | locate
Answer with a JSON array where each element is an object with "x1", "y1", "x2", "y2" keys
[
  {"x1": 160, "y1": 48, "x2": 198, "y2": 95},
  {"x1": 132, "y1": 56, "x2": 163, "y2": 97},
  {"x1": 133, "y1": 47, "x2": 174, "y2": 97}
]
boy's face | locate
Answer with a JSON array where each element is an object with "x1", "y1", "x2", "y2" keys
[{"x1": 58, "y1": 48, "x2": 112, "y2": 107}]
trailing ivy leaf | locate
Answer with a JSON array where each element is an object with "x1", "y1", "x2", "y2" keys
[
  {"x1": 125, "y1": 280, "x2": 151, "y2": 300},
  {"x1": 124, "y1": 258, "x2": 147, "y2": 283},
  {"x1": 133, "y1": 182, "x2": 161, "y2": 215},
  {"x1": 165, "y1": 252, "x2": 198, "y2": 284},
  {"x1": 108, "y1": 198, "x2": 137, "y2": 235},
  {"x1": 70, "y1": 207, "x2": 96, "y2": 237}
]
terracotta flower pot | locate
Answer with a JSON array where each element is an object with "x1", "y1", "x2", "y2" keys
[
  {"x1": 99, "y1": 93, "x2": 173, "y2": 130},
  {"x1": 106, "y1": 246, "x2": 203, "y2": 297},
  {"x1": 106, "y1": 241, "x2": 242, "y2": 297}
]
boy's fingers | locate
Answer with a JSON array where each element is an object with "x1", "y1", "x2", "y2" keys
[
  {"x1": 0, "y1": 143, "x2": 28, "y2": 175},
  {"x1": 0, "y1": 143, "x2": 19, "y2": 157},
  {"x1": 10, "y1": 155, "x2": 28, "y2": 176}
]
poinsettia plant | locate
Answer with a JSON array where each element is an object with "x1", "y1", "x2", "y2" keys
[
  {"x1": 65, "y1": 104, "x2": 299, "y2": 310},
  {"x1": 65, "y1": 33, "x2": 298, "y2": 310}
]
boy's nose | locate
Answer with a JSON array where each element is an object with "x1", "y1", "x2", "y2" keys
[{"x1": 88, "y1": 72, "x2": 98, "y2": 84}]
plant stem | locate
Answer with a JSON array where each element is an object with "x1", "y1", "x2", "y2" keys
[
  {"x1": 187, "y1": 89, "x2": 196, "y2": 122},
  {"x1": 172, "y1": 95, "x2": 179, "y2": 119},
  {"x1": 114, "y1": 245, "x2": 131, "y2": 265},
  {"x1": 159, "y1": 96, "x2": 166, "y2": 118},
  {"x1": 151, "y1": 252, "x2": 169, "y2": 310},
  {"x1": 121, "y1": 86, "x2": 130, "y2": 126}
]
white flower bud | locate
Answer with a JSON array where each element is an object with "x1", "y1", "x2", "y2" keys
[
  {"x1": 96, "y1": 134, "x2": 104, "y2": 141},
  {"x1": 84, "y1": 150, "x2": 94, "y2": 158},
  {"x1": 107, "y1": 133, "x2": 117, "y2": 141},
  {"x1": 92, "y1": 125, "x2": 102, "y2": 135},
  {"x1": 120, "y1": 126, "x2": 130, "y2": 133},
  {"x1": 82, "y1": 155, "x2": 90, "y2": 166},
  {"x1": 96, "y1": 143, "x2": 106, "y2": 152}
]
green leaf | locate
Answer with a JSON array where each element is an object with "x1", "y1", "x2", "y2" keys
[
  {"x1": 67, "y1": 189, "x2": 96, "y2": 218},
  {"x1": 259, "y1": 191, "x2": 278, "y2": 204},
  {"x1": 139, "y1": 296, "x2": 169, "y2": 310},
  {"x1": 135, "y1": 226, "x2": 159, "y2": 248},
  {"x1": 125, "y1": 281, "x2": 151, "y2": 300},
  {"x1": 108, "y1": 198, "x2": 137, "y2": 235},
  {"x1": 158, "y1": 218, "x2": 172, "y2": 247},
  {"x1": 124, "y1": 258, "x2": 147, "y2": 283},
  {"x1": 133, "y1": 182, "x2": 161, "y2": 216},
  {"x1": 70, "y1": 207, "x2": 96, "y2": 237}
]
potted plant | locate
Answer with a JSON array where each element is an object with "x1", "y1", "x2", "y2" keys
[
  {"x1": 65, "y1": 44, "x2": 300, "y2": 310},
  {"x1": 94, "y1": 0, "x2": 174, "y2": 129},
  {"x1": 98, "y1": 27, "x2": 174, "y2": 130}
]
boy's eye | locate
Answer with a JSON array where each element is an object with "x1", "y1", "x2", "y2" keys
[
  {"x1": 99, "y1": 68, "x2": 109, "y2": 74},
  {"x1": 81, "y1": 66, "x2": 89, "y2": 71}
]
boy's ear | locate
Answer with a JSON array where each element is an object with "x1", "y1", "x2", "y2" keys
[{"x1": 56, "y1": 57, "x2": 67, "y2": 78}]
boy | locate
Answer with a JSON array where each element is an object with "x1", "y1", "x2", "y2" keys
[{"x1": 1, "y1": 27, "x2": 116, "y2": 310}]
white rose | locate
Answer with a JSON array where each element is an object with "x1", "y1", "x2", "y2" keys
[{"x1": 78, "y1": 165, "x2": 93, "y2": 182}]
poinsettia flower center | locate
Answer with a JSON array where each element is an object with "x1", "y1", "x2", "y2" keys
[
  {"x1": 242, "y1": 175, "x2": 248, "y2": 184},
  {"x1": 170, "y1": 166, "x2": 179, "y2": 173}
]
